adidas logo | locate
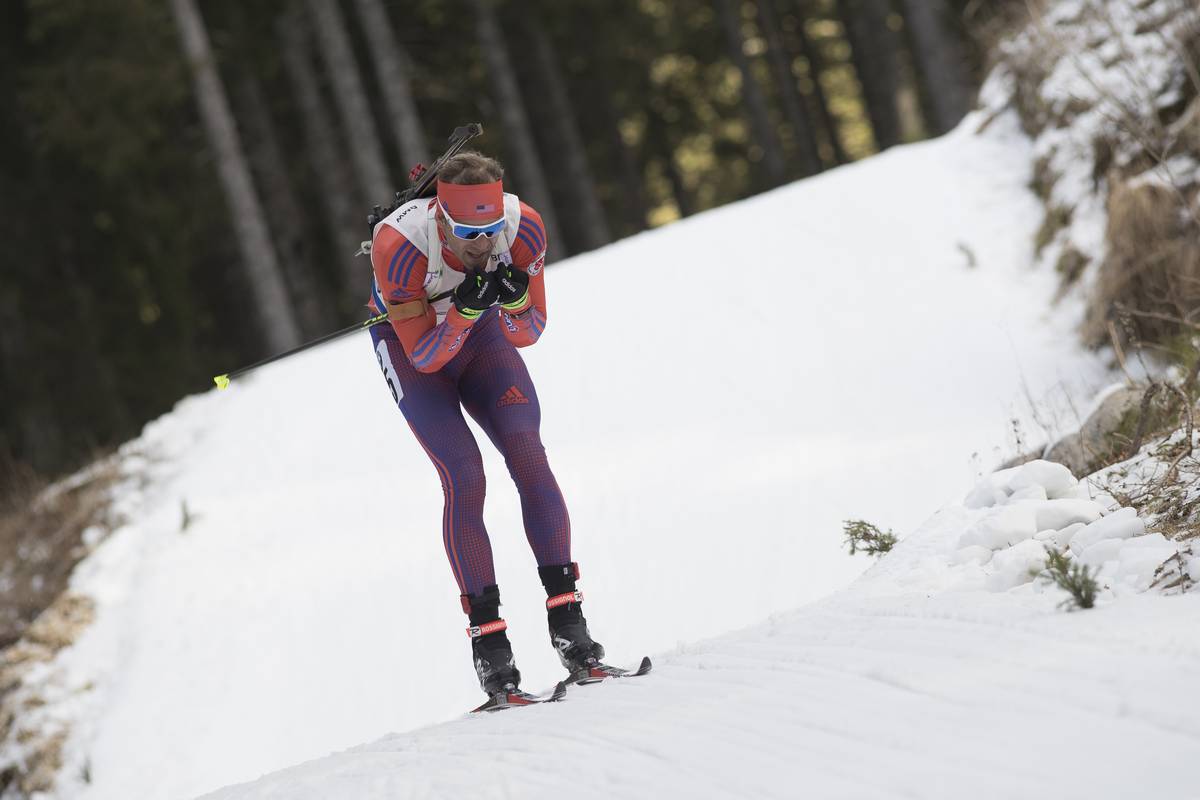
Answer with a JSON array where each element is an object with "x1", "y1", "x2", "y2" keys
[{"x1": 497, "y1": 385, "x2": 530, "y2": 407}]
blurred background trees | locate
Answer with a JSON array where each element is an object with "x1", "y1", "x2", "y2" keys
[{"x1": 0, "y1": 0, "x2": 1007, "y2": 484}]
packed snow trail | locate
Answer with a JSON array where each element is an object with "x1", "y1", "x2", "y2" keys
[
  {"x1": 18, "y1": 106, "x2": 1116, "y2": 800},
  {"x1": 202, "y1": 468, "x2": 1200, "y2": 799},
  {"x1": 203, "y1": 597, "x2": 1200, "y2": 800}
]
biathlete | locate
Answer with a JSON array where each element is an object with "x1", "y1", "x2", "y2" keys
[{"x1": 367, "y1": 151, "x2": 602, "y2": 699}]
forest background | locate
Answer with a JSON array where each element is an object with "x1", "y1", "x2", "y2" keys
[{"x1": 0, "y1": 0, "x2": 1010, "y2": 489}]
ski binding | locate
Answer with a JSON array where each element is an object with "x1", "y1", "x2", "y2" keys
[
  {"x1": 471, "y1": 680, "x2": 567, "y2": 713},
  {"x1": 564, "y1": 656, "x2": 653, "y2": 686}
]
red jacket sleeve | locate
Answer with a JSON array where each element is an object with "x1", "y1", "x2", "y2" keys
[
  {"x1": 498, "y1": 202, "x2": 549, "y2": 347},
  {"x1": 371, "y1": 225, "x2": 476, "y2": 373}
]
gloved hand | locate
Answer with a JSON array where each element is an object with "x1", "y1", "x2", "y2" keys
[
  {"x1": 452, "y1": 269, "x2": 499, "y2": 318},
  {"x1": 495, "y1": 265, "x2": 530, "y2": 310}
]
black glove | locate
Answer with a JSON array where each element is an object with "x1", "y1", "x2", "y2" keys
[
  {"x1": 495, "y1": 265, "x2": 530, "y2": 310},
  {"x1": 452, "y1": 269, "x2": 499, "y2": 318}
]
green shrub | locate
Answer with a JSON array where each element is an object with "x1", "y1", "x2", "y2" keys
[
  {"x1": 1038, "y1": 548, "x2": 1099, "y2": 610},
  {"x1": 843, "y1": 520, "x2": 897, "y2": 557}
]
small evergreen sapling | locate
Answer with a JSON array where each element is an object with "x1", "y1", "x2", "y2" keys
[
  {"x1": 843, "y1": 520, "x2": 897, "y2": 557},
  {"x1": 1038, "y1": 548, "x2": 1100, "y2": 610}
]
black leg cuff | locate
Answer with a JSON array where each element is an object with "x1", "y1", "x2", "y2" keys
[
  {"x1": 538, "y1": 562, "x2": 580, "y2": 596},
  {"x1": 462, "y1": 584, "x2": 503, "y2": 625}
]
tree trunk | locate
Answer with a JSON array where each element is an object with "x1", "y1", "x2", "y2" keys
[
  {"x1": 0, "y1": 292, "x2": 62, "y2": 470},
  {"x1": 757, "y1": 0, "x2": 823, "y2": 176},
  {"x1": 350, "y1": 0, "x2": 429, "y2": 172},
  {"x1": 305, "y1": 0, "x2": 394, "y2": 208},
  {"x1": 168, "y1": 0, "x2": 301, "y2": 352},
  {"x1": 566, "y1": 10, "x2": 649, "y2": 235},
  {"x1": 716, "y1": 0, "x2": 788, "y2": 188},
  {"x1": 527, "y1": 16, "x2": 611, "y2": 252},
  {"x1": 277, "y1": 6, "x2": 367, "y2": 312},
  {"x1": 233, "y1": 71, "x2": 334, "y2": 337},
  {"x1": 661, "y1": 150, "x2": 693, "y2": 219},
  {"x1": 839, "y1": 0, "x2": 902, "y2": 150},
  {"x1": 471, "y1": 0, "x2": 565, "y2": 258},
  {"x1": 791, "y1": 9, "x2": 849, "y2": 165},
  {"x1": 648, "y1": 110, "x2": 693, "y2": 218},
  {"x1": 604, "y1": 102, "x2": 650, "y2": 235},
  {"x1": 896, "y1": 0, "x2": 974, "y2": 134},
  {"x1": 59, "y1": 256, "x2": 130, "y2": 436}
]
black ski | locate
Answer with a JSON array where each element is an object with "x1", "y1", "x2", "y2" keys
[
  {"x1": 563, "y1": 656, "x2": 653, "y2": 687},
  {"x1": 471, "y1": 657, "x2": 652, "y2": 712},
  {"x1": 470, "y1": 680, "x2": 567, "y2": 714}
]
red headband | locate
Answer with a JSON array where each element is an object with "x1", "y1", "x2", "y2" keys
[{"x1": 437, "y1": 179, "x2": 504, "y2": 224}]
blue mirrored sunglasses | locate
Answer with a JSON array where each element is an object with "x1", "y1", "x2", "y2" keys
[{"x1": 440, "y1": 201, "x2": 506, "y2": 240}]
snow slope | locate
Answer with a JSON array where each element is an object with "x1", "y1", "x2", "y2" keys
[
  {"x1": 9, "y1": 107, "x2": 1118, "y2": 800},
  {"x1": 202, "y1": 460, "x2": 1200, "y2": 800}
]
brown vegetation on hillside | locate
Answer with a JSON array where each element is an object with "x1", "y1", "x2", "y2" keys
[
  {"x1": 0, "y1": 458, "x2": 119, "y2": 650},
  {"x1": 0, "y1": 456, "x2": 121, "y2": 797}
]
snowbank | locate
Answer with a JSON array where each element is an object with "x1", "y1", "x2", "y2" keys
[{"x1": 199, "y1": 461, "x2": 1200, "y2": 800}]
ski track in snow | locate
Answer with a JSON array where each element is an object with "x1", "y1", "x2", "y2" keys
[
  {"x1": 18, "y1": 107, "x2": 1155, "y2": 799},
  {"x1": 201, "y1": 459, "x2": 1200, "y2": 799},
  {"x1": 202, "y1": 533, "x2": 1200, "y2": 800}
]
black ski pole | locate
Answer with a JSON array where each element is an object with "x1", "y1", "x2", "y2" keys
[
  {"x1": 216, "y1": 122, "x2": 481, "y2": 390},
  {"x1": 213, "y1": 313, "x2": 388, "y2": 389},
  {"x1": 213, "y1": 289, "x2": 454, "y2": 390}
]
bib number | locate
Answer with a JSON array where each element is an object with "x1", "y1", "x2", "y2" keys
[{"x1": 375, "y1": 340, "x2": 403, "y2": 407}]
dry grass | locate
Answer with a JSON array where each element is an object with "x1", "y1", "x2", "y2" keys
[
  {"x1": 0, "y1": 456, "x2": 120, "y2": 650},
  {"x1": 965, "y1": 0, "x2": 1040, "y2": 77},
  {"x1": 1034, "y1": 204, "x2": 1073, "y2": 254},
  {"x1": 1081, "y1": 5, "x2": 1200, "y2": 350},
  {"x1": 1009, "y1": 4, "x2": 1200, "y2": 564},
  {"x1": 0, "y1": 732, "x2": 67, "y2": 796},
  {"x1": 1098, "y1": 428, "x2": 1200, "y2": 543},
  {"x1": 0, "y1": 592, "x2": 96, "y2": 796},
  {"x1": 1005, "y1": 1, "x2": 1200, "y2": 350},
  {"x1": 0, "y1": 454, "x2": 122, "y2": 798},
  {"x1": 1055, "y1": 246, "x2": 1090, "y2": 287},
  {"x1": 1088, "y1": 371, "x2": 1199, "y2": 552},
  {"x1": 1083, "y1": 179, "x2": 1200, "y2": 348},
  {"x1": 1008, "y1": 47, "x2": 1054, "y2": 137},
  {"x1": 1089, "y1": 179, "x2": 1200, "y2": 347}
]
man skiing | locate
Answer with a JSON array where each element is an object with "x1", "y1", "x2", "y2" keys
[{"x1": 366, "y1": 151, "x2": 603, "y2": 703}]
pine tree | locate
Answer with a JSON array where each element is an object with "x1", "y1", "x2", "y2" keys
[{"x1": 168, "y1": 0, "x2": 301, "y2": 352}]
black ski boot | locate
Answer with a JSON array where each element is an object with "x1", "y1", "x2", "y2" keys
[
  {"x1": 538, "y1": 563, "x2": 605, "y2": 672},
  {"x1": 462, "y1": 585, "x2": 521, "y2": 695}
]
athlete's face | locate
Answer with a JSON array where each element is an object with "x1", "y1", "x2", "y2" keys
[{"x1": 439, "y1": 214, "x2": 498, "y2": 272}]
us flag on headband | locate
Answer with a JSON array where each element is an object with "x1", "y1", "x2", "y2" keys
[{"x1": 474, "y1": 203, "x2": 497, "y2": 213}]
